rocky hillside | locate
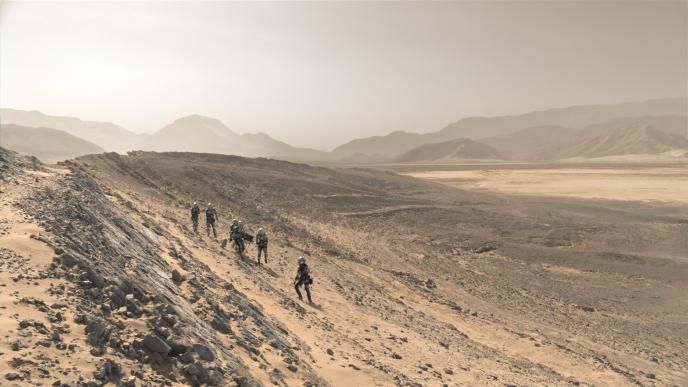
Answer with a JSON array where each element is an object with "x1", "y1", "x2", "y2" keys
[
  {"x1": 0, "y1": 124, "x2": 105, "y2": 163},
  {"x1": 394, "y1": 139, "x2": 504, "y2": 163},
  {"x1": 1, "y1": 149, "x2": 686, "y2": 386}
]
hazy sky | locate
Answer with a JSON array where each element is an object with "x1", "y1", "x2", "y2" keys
[{"x1": 1, "y1": 1, "x2": 686, "y2": 150}]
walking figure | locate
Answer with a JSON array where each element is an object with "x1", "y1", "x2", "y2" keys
[
  {"x1": 190, "y1": 202, "x2": 200, "y2": 234},
  {"x1": 205, "y1": 202, "x2": 218, "y2": 238},
  {"x1": 256, "y1": 227, "x2": 268, "y2": 264},
  {"x1": 294, "y1": 256, "x2": 313, "y2": 303}
]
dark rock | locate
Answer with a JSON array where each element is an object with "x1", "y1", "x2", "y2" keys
[
  {"x1": 391, "y1": 353, "x2": 402, "y2": 359},
  {"x1": 85, "y1": 318, "x2": 110, "y2": 346},
  {"x1": 234, "y1": 376, "x2": 252, "y2": 387},
  {"x1": 143, "y1": 334, "x2": 171, "y2": 354},
  {"x1": 211, "y1": 316, "x2": 231, "y2": 334},
  {"x1": 10, "y1": 340, "x2": 25, "y2": 351},
  {"x1": 60, "y1": 253, "x2": 78, "y2": 267},
  {"x1": 179, "y1": 351, "x2": 195, "y2": 364},
  {"x1": 326, "y1": 348, "x2": 334, "y2": 356},
  {"x1": 90, "y1": 347, "x2": 105, "y2": 357},
  {"x1": 287, "y1": 364, "x2": 298, "y2": 372},
  {"x1": 5, "y1": 372, "x2": 22, "y2": 381},
  {"x1": 208, "y1": 369, "x2": 224, "y2": 386},
  {"x1": 74, "y1": 313, "x2": 88, "y2": 325},
  {"x1": 94, "y1": 359, "x2": 122, "y2": 381},
  {"x1": 166, "y1": 335, "x2": 189, "y2": 355},
  {"x1": 192, "y1": 343, "x2": 215, "y2": 362},
  {"x1": 444, "y1": 368, "x2": 454, "y2": 375},
  {"x1": 119, "y1": 376, "x2": 137, "y2": 387},
  {"x1": 171, "y1": 270, "x2": 185, "y2": 283}
]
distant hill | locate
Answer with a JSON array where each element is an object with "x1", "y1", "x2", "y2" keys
[
  {"x1": 333, "y1": 131, "x2": 424, "y2": 159},
  {"x1": 141, "y1": 115, "x2": 240, "y2": 154},
  {"x1": 0, "y1": 124, "x2": 105, "y2": 163},
  {"x1": 395, "y1": 138, "x2": 504, "y2": 163},
  {"x1": 0, "y1": 108, "x2": 141, "y2": 152},
  {"x1": 142, "y1": 114, "x2": 330, "y2": 162},
  {"x1": 483, "y1": 125, "x2": 582, "y2": 161},
  {"x1": 334, "y1": 98, "x2": 687, "y2": 158},
  {"x1": 549, "y1": 124, "x2": 688, "y2": 160}
]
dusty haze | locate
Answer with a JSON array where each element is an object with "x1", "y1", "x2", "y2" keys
[{"x1": 1, "y1": 1, "x2": 686, "y2": 149}]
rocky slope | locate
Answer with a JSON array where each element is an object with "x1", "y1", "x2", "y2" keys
[{"x1": 1, "y1": 149, "x2": 686, "y2": 386}]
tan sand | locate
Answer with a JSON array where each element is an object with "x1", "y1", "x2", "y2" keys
[{"x1": 404, "y1": 167, "x2": 688, "y2": 203}]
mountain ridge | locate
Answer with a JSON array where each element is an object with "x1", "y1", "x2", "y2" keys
[
  {"x1": 395, "y1": 138, "x2": 505, "y2": 163},
  {"x1": 334, "y1": 97, "x2": 687, "y2": 158},
  {"x1": 0, "y1": 123, "x2": 105, "y2": 163}
]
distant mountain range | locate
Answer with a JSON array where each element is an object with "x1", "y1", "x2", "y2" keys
[
  {"x1": 0, "y1": 124, "x2": 105, "y2": 163},
  {"x1": 1, "y1": 97, "x2": 686, "y2": 164},
  {"x1": 334, "y1": 97, "x2": 687, "y2": 161},
  {"x1": 0, "y1": 110, "x2": 329, "y2": 163},
  {"x1": 0, "y1": 108, "x2": 141, "y2": 152}
]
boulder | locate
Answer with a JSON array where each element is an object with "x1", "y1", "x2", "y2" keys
[
  {"x1": 60, "y1": 253, "x2": 78, "y2": 268},
  {"x1": 85, "y1": 318, "x2": 111, "y2": 346},
  {"x1": 142, "y1": 334, "x2": 171, "y2": 354},
  {"x1": 208, "y1": 369, "x2": 224, "y2": 386},
  {"x1": 94, "y1": 359, "x2": 122, "y2": 381},
  {"x1": 171, "y1": 269, "x2": 185, "y2": 283},
  {"x1": 192, "y1": 343, "x2": 215, "y2": 362}
]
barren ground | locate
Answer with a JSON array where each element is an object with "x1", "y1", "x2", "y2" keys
[
  {"x1": 1, "y1": 151, "x2": 686, "y2": 386},
  {"x1": 399, "y1": 165, "x2": 688, "y2": 204}
]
